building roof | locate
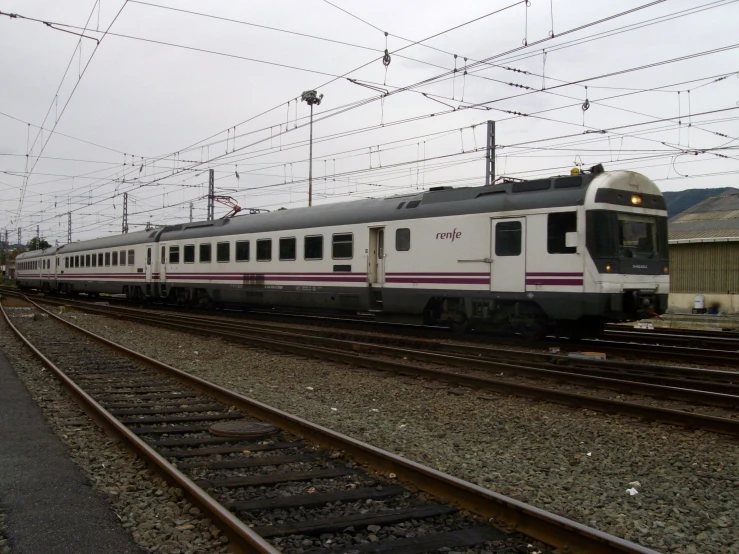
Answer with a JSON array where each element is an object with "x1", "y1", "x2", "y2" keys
[{"x1": 669, "y1": 193, "x2": 739, "y2": 243}]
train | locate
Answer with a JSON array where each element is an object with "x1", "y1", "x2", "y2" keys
[{"x1": 15, "y1": 165, "x2": 670, "y2": 338}]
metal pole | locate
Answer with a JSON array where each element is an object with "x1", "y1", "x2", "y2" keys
[
  {"x1": 301, "y1": 90, "x2": 322, "y2": 207},
  {"x1": 207, "y1": 169, "x2": 215, "y2": 220},
  {"x1": 17, "y1": 228, "x2": 21, "y2": 248},
  {"x1": 122, "y1": 192, "x2": 129, "y2": 234},
  {"x1": 36, "y1": 225, "x2": 39, "y2": 249},
  {"x1": 485, "y1": 120, "x2": 496, "y2": 186},
  {"x1": 189, "y1": 202, "x2": 193, "y2": 223},
  {"x1": 67, "y1": 212, "x2": 71, "y2": 243},
  {"x1": 308, "y1": 103, "x2": 313, "y2": 207}
]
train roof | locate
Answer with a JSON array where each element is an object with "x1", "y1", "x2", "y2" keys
[
  {"x1": 36, "y1": 170, "x2": 664, "y2": 251},
  {"x1": 15, "y1": 246, "x2": 60, "y2": 260},
  {"x1": 54, "y1": 229, "x2": 154, "y2": 254},
  {"x1": 159, "y1": 172, "x2": 602, "y2": 241}
]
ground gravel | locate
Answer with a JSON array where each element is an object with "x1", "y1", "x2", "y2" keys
[
  {"x1": 0, "y1": 310, "x2": 229, "y2": 554},
  {"x1": 0, "y1": 511, "x2": 10, "y2": 554},
  {"x1": 50, "y1": 309, "x2": 739, "y2": 554}
]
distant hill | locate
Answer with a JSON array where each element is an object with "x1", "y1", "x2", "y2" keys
[{"x1": 664, "y1": 188, "x2": 739, "y2": 219}]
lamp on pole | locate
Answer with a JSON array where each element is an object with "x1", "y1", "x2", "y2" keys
[{"x1": 301, "y1": 90, "x2": 323, "y2": 207}]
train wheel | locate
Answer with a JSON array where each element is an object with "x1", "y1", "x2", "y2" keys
[
  {"x1": 449, "y1": 313, "x2": 469, "y2": 333},
  {"x1": 518, "y1": 320, "x2": 546, "y2": 341}
]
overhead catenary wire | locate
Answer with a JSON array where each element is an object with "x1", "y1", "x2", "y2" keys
[{"x1": 6, "y1": 0, "x2": 737, "y2": 240}]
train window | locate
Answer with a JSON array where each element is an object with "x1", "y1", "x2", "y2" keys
[
  {"x1": 105, "y1": 252, "x2": 110, "y2": 266},
  {"x1": 128, "y1": 250, "x2": 135, "y2": 265},
  {"x1": 236, "y1": 241, "x2": 250, "y2": 262},
  {"x1": 495, "y1": 221, "x2": 522, "y2": 256},
  {"x1": 169, "y1": 246, "x2": 180, "y2": 264},
  {"x1": 147, "y1": 248, "x2": 152, "y2": 265},
  {"x1": 256, "y1": 239, "x2": 272, "y2": 261},
  {"x1": 396, "y1": 228, "x2": 411, "y2": 251},
  {"x1": 199, "y1": 244, "x2": 211, "y2": 263},
  {"x1": 184, "y1": 245, "x2": 195, "y2": 264},
  {"x1": 98, "y1": 253, "x2": 103, "y2": 266},
  {"x1": 332, "y1": 233, "x2": 353, "y2": 259},
  {"x1": 92, "y1": 254, "x2": 97, "y2": 267},
  {"x1": 217, "y1": 242, "x2": 230, "y2": 263},
  {"x1": 86, "y1": 254, "x2": 91, "y2": 266},
  {"x1": 548, "y1": 212, "x2": 577, "y2": 254},
  {"x1": 304, "y1": 235, "x2": 323, "y2": 260},
  {"x1": 65, "y1": 257, "x2": 69, "y2": 268},
  {"x1": 75, "y1": 256, "x2": 80, "y2": 268},
  {"x1": 161, "y1": 246, "x2": 165, "y2": 263},
  {"x1": 279, "y1": 237, "x2": 296, "y2": 261},
  {"x1": 120, "y1": 250, "x2": 126, "y2": 265},
  {"x1": 112, "y1": 251, "x2": 118, "y2": 266}
]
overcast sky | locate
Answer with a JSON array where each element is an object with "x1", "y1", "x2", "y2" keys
[{"x1": 1, "y1": 0, "x2": 738, "y2": 244}]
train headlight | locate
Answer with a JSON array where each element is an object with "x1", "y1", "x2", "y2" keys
[
  {"x1": 663, "y1": 266, "x2": 669, "y2": 274},
  {"x1": 605, "y1": 264, "x2": 612, "y2": 272},
  {"x1": 631, "y1": 194, "x2": 642, "y2": 205}
]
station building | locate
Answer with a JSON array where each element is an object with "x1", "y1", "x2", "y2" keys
[{"x1": 668, "y1": 193, "x2": 739, "y2": 313}]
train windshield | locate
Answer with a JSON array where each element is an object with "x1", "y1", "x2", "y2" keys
[
  {"x1": 586, "y1": 210, "x2": 668, "y2": 261},
  {"x1": 617, "y1": 214, "x2": 658, "y2": 259}
]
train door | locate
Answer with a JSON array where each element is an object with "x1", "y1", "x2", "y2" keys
[
  {"x1": 159, "y1": 243, "x2": 167, "y2": 285},
  {"x1": 367, "y1": 227, "x2": 385, "y2": 310},
  {"x1": 145, "y1": 243, "x2": 155, "y2": 296},
  {"x1": 490, "y1": 217, "x2": 526, "y2": 293}
]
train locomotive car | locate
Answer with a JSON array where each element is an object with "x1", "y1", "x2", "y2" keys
[{"x1": 16, "y1": 167, "x2": 669, "y2": 338}]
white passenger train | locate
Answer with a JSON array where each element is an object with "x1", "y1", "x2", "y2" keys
[{"x1": 16, "y1": 166, "x2": 670, "y2": 337}]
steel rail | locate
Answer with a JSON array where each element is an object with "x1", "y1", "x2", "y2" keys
[
  {"x1": 18, "y1": 292, "x2": 739, "y2": 393},
  {"x1": 2, "y1": 295, "x2": 661, "y2": 554},
  {"x1": 54, "y1": 292, "x2": 739, "y2": 385},
  {"x1": 3, "y1": 286, "x2": 737, "y2": 366},
  {"x1": 19, "y1": 293, "x2": 739, "y2": 436},
  {"x1": 0, "y1": 299, "x2": 279, "y2": 554},
  {"x1": 101, "y1": 306, "x2": 739, "y2": 407}
]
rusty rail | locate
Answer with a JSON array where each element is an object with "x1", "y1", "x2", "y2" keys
[{"x1": 0, "y1": 293, "x2": 663, "y2": 554}]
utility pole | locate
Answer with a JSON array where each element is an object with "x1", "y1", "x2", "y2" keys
[
  {"x1": 485, "y1": 120, "x2": 496, "y2": 186},
  {"x1": 67, "y1": 212, "x2": 72, "y2": 243},
  {"x1": 207, "y1": 169, "x2": 215, "y2": 220},
  {"x1": 36, "y1": 225, "x2": 40, "y2": 249},
  {"x1": 4, "y1": 229, "x2": 7, "y2": 251},
  {"x1": 301, "y1": 90, "x2": 323, "y2": 207},
  {"x1": 122, "y1": 192, "x2": 129, "y2": 234},
  {"x1": 17, "y1": 228, "x2": 21, "y2": 248},
  {"x1": 189, "y1": 202, "x2": 193, "y2": 223}
]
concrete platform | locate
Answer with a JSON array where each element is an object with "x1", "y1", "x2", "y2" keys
[
  {"x1": 0, "y1": 348, "x2": 142, "y2": 553},
  {"x1": 634, "y1": 312, "x2": 739, "y2": 331}
]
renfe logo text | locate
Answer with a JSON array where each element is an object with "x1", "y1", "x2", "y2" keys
[{"x1": 436, "y1": 229, "x2": 462, "y2": 242}]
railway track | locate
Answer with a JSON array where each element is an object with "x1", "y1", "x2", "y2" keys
[
  {"x1": 3, "y1": 286, "x2": 738, "y2": 366},
  {"x1": 0, "y1": 299, "x2": 660, "y2": 554},
  {"x1": 7, "y1": 291, "x2": 739, "y2": 438}
]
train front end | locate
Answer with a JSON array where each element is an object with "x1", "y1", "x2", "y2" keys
[{"x1": 583, "y1": 170, "x2": 669, "y2": 322}]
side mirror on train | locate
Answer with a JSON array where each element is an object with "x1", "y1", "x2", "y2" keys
[{"x1": 565, "y1": 232, "x2": 579, "y2": 249}]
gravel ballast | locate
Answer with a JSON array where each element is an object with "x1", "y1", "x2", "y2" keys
[
  {"x1": 0, "y1": 311, "x2": 229, "y2": 554},
  {"x1": 0, "y1": 511, "x2": 9, "y2": 554},
  {"x1": 45, "y1": 309, "x2": 739, "y2": 554}
]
